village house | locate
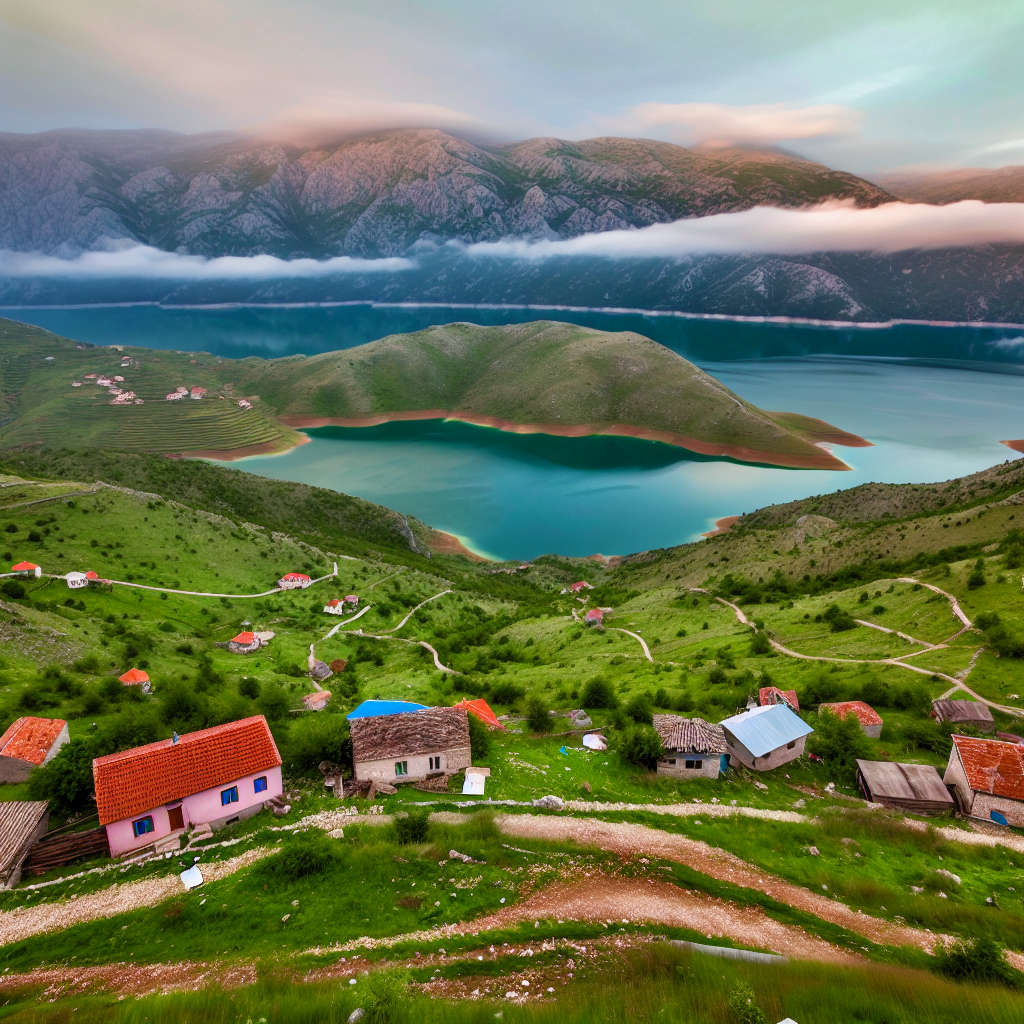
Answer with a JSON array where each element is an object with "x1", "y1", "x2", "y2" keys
[
  {"x1": 932, "y1": 699, "x2": 995, "y2": 733},
  {"x1": 323, "y1": 599, "x2": 345, "y2": 615},
  {"x1": 819, "y1": 700, "x2": 883, "y2": 738},
  {"x1": 350, "y1": 705, "x2": 471, "y2": 783},
  {"x1": 565, "y1": 581, "x2": 594, "y2": 593},
  {"x1": 302, "y1": 690, "x2": 331, "y2": 711},
  {"x1": 0, "y1": 717, "x2": 69, "y2": 783},
  {"x1": 308, "y1": 644, "x2": 333, "y2": 682},
  {"x1": 653, "y1": 714, "x2": 728, "y2": 779},
  {"x1": 10, "y1": 562, "x2": 41, "y2": 578},
  {"x1": 93, "y1": 716, "x2": 283, "y2": 857},
  {"x1": 856, "y1": 759, "x2": 954, "y2": 814},
  {"x1": 0, "y1": 801, "x2": 50, "y2": 889},
  {"x1": 344, "y1": 594, "x2": 359, "y2": 608},
  {"x1": 119, "y1": 668, "x2": 151, "y2": 692},
  {"x1": 943, "y1": 734, "x2": 1024, "y2": 826},
  {"x1": 227, "y1": 631, "x2": 262, "y2": 654},
  {"x1": 759, "y1": 686, "x2": 799, "y2": 710},
  {"x1": 190, "y1": 387, "x2": 206, "y2": 400},
  {"x1": 65, "y1": 571, "x2": 89, "y2": 589},
  {"x1": 719, "y1": 703, "x2": 813, "y2": 771},
  {"x1": 237, "y1": 399, "x2": 252, "y2": 410},
  {"x1": 584, "y1": 608, "x2": 604, "y2": 626},
  {"x1": 278, "y1": 572, "x2": 312, "y2": 590}
]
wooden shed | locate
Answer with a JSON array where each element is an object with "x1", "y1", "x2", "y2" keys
[
  {"x1": 0, "y1": 801, "x2": 50, "y2": 889},
  {"x1": 856, "y1": 759, "x2": 954, "y2": 814},
  {"x1": 931, "y1": 699, "x2": 994, "y2": 732}
]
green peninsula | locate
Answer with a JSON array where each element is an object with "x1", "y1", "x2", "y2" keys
[{"x1": 0, "y1": 319, "x2": 867, "y2": 468}]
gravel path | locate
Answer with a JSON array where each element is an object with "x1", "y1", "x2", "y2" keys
[
  {"x1": 562, "y1": 801, "x2": 807, "y2": 823},
  {"x1": 496, "y1": 814, "x2": 953, "y2": 956},
  {"x1": 0, "y1": 846, "x2": 277, "y2": 948}
]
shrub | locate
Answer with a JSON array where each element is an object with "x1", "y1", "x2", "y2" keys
[
  {"x1": 707, "y1": 666, "x2": 728, "y2": 686},
  {"x1": 967, "y1": 558, "x2": 986, "y2": 589},
  {"x1": 525, "y1": 694, "x2": 551, "y2": 733},
  {"x1": 618, "y1": 724, "x2": 663, "y2": 768},
  {"x1": 809, "y1": 709, "x2": 871, "y2": 785},
  {"x1": 273, "y1": 832, "x2": 334, "y2": 882},
  {"x1": 823, "y1": 603, "x2": 857, "y2": 632},
  {"x1": 238, "y1": 676, "x2": 261, "y2": 700},
  {"x1": 288, "y1": 714, "x2": 351, "y2": 775},
  {"x1": 28, "y1": 737, "x2": 98, "y2": 817},
  {"x1": 624, "y1": 692, "x2": 654, "y2": 725},
  {"x1": 394, "y1": 811, "x2": 430, "y2": 845},
  {"x1": 174, "y1": 642, "x2": 194, "y2": 656},
  {"x1": 1, "y1": 580, "x2": 25, "y2": 599},
  {"x1": 488, "y1": 680, "x2": 525, "y2": 706},
  {"x1": 653, "y1": 687, "x2": 671, "y2": 709},
  {"x1": 673, "y1": 691, "x2": 694, "y2": 712},
  {"x1": 362, "y1": 968, "x2": 411, "y2": 1024},
  {"x1": 467, "y1": 712, "x2": 491, "y2": 760},
  {"x1": 728, "y1": 981, "x2": 769, "y2": 1024},
  {"x1": 158, "y1": 621, "x2": 176, "y2": 633},
  {"x1": 580, "y1": 676, "x2": 619, "y2": 709},
  {"x1": 749, "y1": 631, "x2": 771, "y2": 656},
  {"x1": 258, "y1": 683, "x2": 291, "y2": 722},
  {"x1": 933, "y1": 937, "x2": 1020, "y2": 988}
]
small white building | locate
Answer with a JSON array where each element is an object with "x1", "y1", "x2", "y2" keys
[
  {"x1": 323, "y1": 599, "x2": 345, "y2": 615},
  {"x1": 65, "y1": 571, "x2": 89, "y2": 589},
  {"x1": 278, "y1": 572, "x2": 312, "y2": 590}
]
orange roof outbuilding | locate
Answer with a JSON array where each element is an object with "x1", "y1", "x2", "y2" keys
[
  {"x1": 819, "y1": 700, "x2": 882, "y2": 727},
  {"x1": 0, "y1": 717, "x2": 67, "y2": 766},
  {"x1": 453, "y1": 697, "x2": 506, "y2": 731},
  {"x1": 92, "y1": 715, "x2": 282, "y2": 825},
  {"x1": 231, "y1": 632, "x2": 257, "y2": 644},
  {"x1": 10, "y1": 562, "x2": 39, "y2": 572},
  {"x1": 759, "y1": 686, "x2": 799, "y2": 710},
  {"x1": 952, "y1": 735, "x2": 1024, "y2": 802},
  {"x1": 119, "y1": 668, "x2": 150, "y2": 685}
]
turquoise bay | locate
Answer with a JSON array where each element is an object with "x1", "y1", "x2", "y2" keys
[{"x1": 5, "y1": 304, "x2": 1023, "y2": 560}]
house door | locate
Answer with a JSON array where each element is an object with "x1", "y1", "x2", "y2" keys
[{"x1": 168, "y1": 806, "x2": 184, "y2": 830}]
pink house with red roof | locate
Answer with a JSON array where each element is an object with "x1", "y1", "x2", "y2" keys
[
  {"x1": 93, "y1": 716, "x2": 282, "y2": 857},
  {"x1": 278, "y1": 572, "x2": 312, "y2": 590}
]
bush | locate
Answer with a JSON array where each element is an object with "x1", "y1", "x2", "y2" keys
[
  {"x1": 238, "y1": 676, "x2": 261, "y2": 700},
  {"x1": 28, "y1": 737, "x2": 98, "y2": 817},
  {"x1": 618, "y1": 724, "x2": 663, "y2": 768},
  {"x1": 273, "y1": 831, "x2": 334, "y2": 882},
  {"x1": 749, "y1": 631, "x2": 771, "y2": 656},
  {"x1": 580, "y1": 676, "x2": 619, "y2": 709},
  {"x1": 624, "y1": 692, "x2": 654, "y2": 725},
  {"x1": 933, "y1": 937, "x2": 1020, "y2": 988},
  {"x1": 72, "y1": 653, "x2": 101, "y2": 674},
  {"x1": 525, "y1": 694, "x2": 551, "y2": 733},
  {"x1": 967, "y1": 558, "x2": 986, "y2": 589},
  {"x1": 288, "y1": 714, "x2": 351, "y2": 775},
  {"x1": 467, "y1": 712, "x2": 491, "y2": 760},
  {"x1": 362, "y1": 967, "x2": 411, "y2": 1024},
  {"x1": 1, "y1": 580, "x2": 25, "y2": 599},
  {"x1": 808, "y1": 709, "x2": 871, "y2": 785},
  {"x1": 823, "y1": 603, "x2": 857, "y2": 632},
  {"x1": 488, "y1": 680, "x2": 525, "y2": 706},
  {"x1": 707, "y1": 666, "x2": 728, "y2": 686},
  {"x1": 258, "y1": 683, "x2": 291, "y2": 722},
  {"x1": 728, "y1": 981, "x2": 769, "y2": 1024},
  {"x1": 394, "y1": 811, "x2": 430, "y2": 845}
]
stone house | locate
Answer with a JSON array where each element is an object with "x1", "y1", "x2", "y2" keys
[
  {"x1": 350, "y1": 706, "x2": 471, "y2": 783},
  {"x1": 653, "y1": 715, "x2": 728, "y2": 779},
  {"x1": 943, "y1": 734, "x2": 1024, "y2": 826},
  {"x1": 93, "y1": 716, "x2": 282, "y2": 857},
  {"x1": 0, "y1": 717, "x2": 69, "y2": 783},
  {"x1": 719, "y1": 703, "x2": 813, "y2": 771}
]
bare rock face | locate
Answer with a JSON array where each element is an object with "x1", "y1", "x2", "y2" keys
[{"x1": 0, "y1": 127, "x2": 894, "y2": 258}]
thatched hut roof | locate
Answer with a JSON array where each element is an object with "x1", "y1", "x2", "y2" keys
[{"x1": 351, "y1": 706, "x2": 469, "y2": 763}]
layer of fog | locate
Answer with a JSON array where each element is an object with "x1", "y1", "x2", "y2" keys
[{"x1": 467, "y1": 201, "x2": 1024, "y2": 258}]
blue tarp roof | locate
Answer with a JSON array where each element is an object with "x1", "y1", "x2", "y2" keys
[
  {"x1": 346, "y1": 699, "x2": 430, "y2": 721},
  {"x1": 720, "y1": 703, "x2": 813, "y2": 757}
]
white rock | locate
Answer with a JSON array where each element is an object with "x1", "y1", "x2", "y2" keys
[{"x1": 347, "y1": 1010, "x2": 365, "y2": 1023}]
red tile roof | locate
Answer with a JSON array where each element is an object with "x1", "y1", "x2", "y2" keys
[
  {"x1": 302, "y1": 691, "x2": 331, "y2": 708},
  {"x1": 231, "y1": 632, "x2": 257, "y2": 644},
  {"x1": 10, "y1": 562, "x2": 39, "y2": 572},
  {"x1": 92, "y1": 716, "x2": 281, "y2": 825},
  {"x1": 85, "y1": 571, "x2": 98, "y2": 579},
  {"x1": 819, "y1": 700, "x2": 882, "y2": 726},
  {"x1": 952, "y1": 735, "x2": 1024, "y2": 802},
  {"x1": 119, "y1": 668, "x2": 150, "y2": 685},
  {"x1": 584, "y1": 608, "x2": 603, "y2": 621},
  {"x1": 0, "y1": 717, "x2": 66, "y2": 766},
  {"x1": 280, "y1": 572, "x2": 311, "y2": 581},
  {"x1": 759, "y1": 686, "x2": 799, "y2": 710}
]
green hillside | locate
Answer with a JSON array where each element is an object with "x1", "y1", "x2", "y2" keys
[{"x1": 0, "y1": 318, "x2": 863, "y2": 469}]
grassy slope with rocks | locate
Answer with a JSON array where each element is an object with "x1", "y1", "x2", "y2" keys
[
  {"x1": 0, "y1": 318, "x2": 863, "y2": 468},
  {"x1": 1, "y1": 454, "x2": 1023, "y2": 1020}
]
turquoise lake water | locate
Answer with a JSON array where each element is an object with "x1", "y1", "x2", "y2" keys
[{"x1": 4, "y1": 304, "x2": 1023, "y2": 559}]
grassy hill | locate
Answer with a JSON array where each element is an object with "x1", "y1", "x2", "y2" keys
[{"x1": 0, "y1": 318, "x2": 866, "y2": 469}]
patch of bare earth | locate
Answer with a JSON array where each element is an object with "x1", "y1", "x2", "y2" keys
[
  {"x1": 0, "y1": 846, "x2": 277, "y2": 948},
  {"x1": 496, "y1": 815, "x2": 957, "y2": 957}
]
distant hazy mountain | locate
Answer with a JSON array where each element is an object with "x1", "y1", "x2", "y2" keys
[
  {"x1": 0, "y1": 127, "x2": 892, "y2": 257},
  {"x1": 878, "y1": 165, "x2": 1024, "y2": 205}
]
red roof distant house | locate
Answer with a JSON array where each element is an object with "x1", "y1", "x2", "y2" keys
[
  {"x1": 278, "y1": 572, "x2": 312, "y2": 589},
  {"x1": 453, "y1": 697, "x2": 506, "y2": 731},
  {"x1": 759, "y1": 686, "x2": 799, "y2": 711},
  {"x1": 0, "y1": 717, "x2": 69, "y2": 782},
  {"x1": 302, "y1": 691, "x2": 331, "y2": 710},
  {"x1": 85, "y1": 571, "x2": 98, "y2": 579},
  {"x1": 232, "y1": 632, "x2": 256, "y2": 645},
  {"x1": 819, "y1": 700, "x2": 883, "y2": 737},
  {"x1": 583, "y1": 608, "x2": 604, "y2": 625},
  {"x1": 119, "y1": 668, "x2": 150, "y2": 686},
  {"x1": 945, "y1": 735, "x2": 1024, "y2": 825},
  {"x1": 92, "y1": 716, "x2": 282, "y2": 827},
  {"x1": 569, "y1": 581, "x2": 594, "y2": 592},
  {"x1": 10, "y1": 562, "x2": 41, "y2": 577}
]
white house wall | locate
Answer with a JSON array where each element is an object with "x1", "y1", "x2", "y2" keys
[{"x1": 354, "y1": 745, "x2": 472, "y2": 782}]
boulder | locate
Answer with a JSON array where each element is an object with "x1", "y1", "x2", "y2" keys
[{"x1": 533, "y1": 795, "x2": 565, "y2": 810}]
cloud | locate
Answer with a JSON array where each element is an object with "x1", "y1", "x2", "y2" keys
[
  {"x1": 603, "y1": 102, "x2": 861, "y2": 147},
  {"x1": 989, "y1": 336, "x2": 1024, "y2": 351},
  {"x1": 0, "y1": 243, "x2": 413, "y2": 279},
  {"x1": 465, "y1": 200, "x2": 1024, "y2": 258}
]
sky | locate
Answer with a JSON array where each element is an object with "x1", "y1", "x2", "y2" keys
[{"x1": 0, "y1": 1, "x2": 1022, "y2": 174}]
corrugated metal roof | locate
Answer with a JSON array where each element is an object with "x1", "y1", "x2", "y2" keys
[
  {"x1": 856, "y1": 759, "x2": 952, "y2": 805},
  {"x1": 0, "y1": 801, "x2": 48, "y2": 881},
  {"x1": 720, "y1": 704, "x2": 813, "y2": 758},
  {"x1": 346, "y1": 700, "x2": 429, "y2": 720}
]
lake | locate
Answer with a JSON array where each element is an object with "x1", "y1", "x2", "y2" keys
[{"x1": 4, "y1": 303, "x2": 1023, "y2": 560}]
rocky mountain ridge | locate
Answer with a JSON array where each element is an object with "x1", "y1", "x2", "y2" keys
[{"x1": 0, "y1": 127, "x2": 892, "y2": 258}]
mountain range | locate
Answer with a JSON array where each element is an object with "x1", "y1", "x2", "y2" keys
[{"x1": 1, "y1": 127, "x2": 1022, "y2": 322}]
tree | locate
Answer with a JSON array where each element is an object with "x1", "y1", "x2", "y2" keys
[
  {"x1": 749, "y1": 631, "x2": 771, "y2": 656},
  {"x1": 467, "y1": 712, "x2": 492, "y2": 760},
  {"x1": 967, "y1": 557, "x2": 986, "y2": 590},
  {"x1": 933, "y1": 937, "x2": 1020, "y2": 988},
  {"x1": 257, "y1": 682, "x2": 291, "y2": 722},
  {"x1": 822, "y1": 603, "x2": 857, "y2": 632},
  {"x1": 580, "y1": 676, "x2": 618, "y2": 709},
  {"x1": 809, "y1": 709, "x2": 871, "y2": 785},
  {"x1": 288, "y1": 714, "x2": 352, "y2": 775},
  {"x1": 618, "y1": 724, "x2": 663, "y2": 768},
  {"x1": 624, "y1": 692, "x2": 654, "y2": 725},
  {"x1": 27, "y1": 737, "x2": 98, "y2": 817},
  {"x1": 525, "y1": 694, "x2": 551, "y2": 733},
  {"x1": 728, "y1": 982, "x2": 770, "y2": 1024}
]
